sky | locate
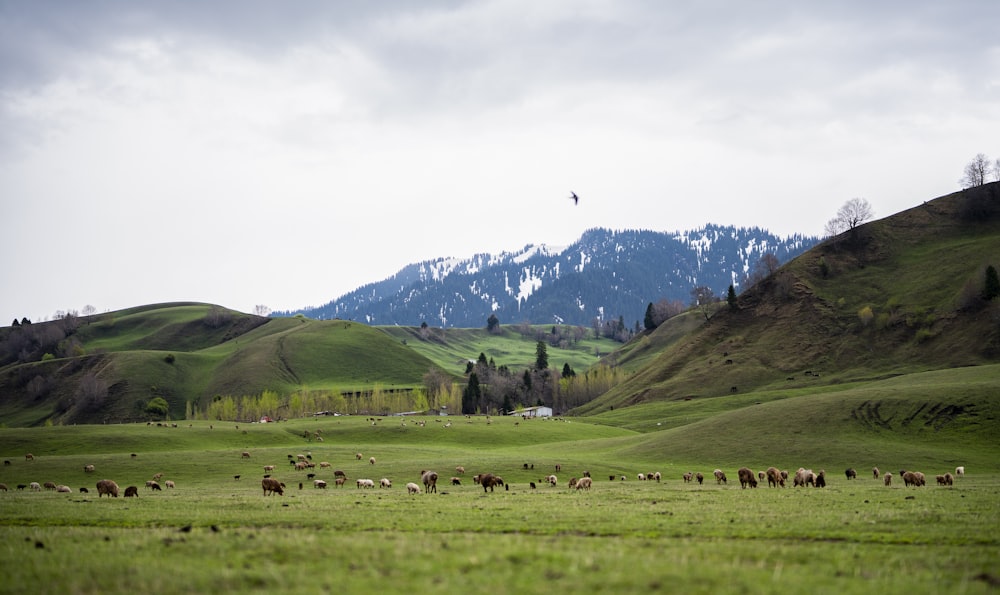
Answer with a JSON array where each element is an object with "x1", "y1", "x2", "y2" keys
[{"x1": 2, "y1": 1, "x2": 998, "y2": 322}]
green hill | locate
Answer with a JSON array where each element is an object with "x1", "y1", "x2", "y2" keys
[
  {"x1": 0, "y1": 303, "x2": 621, "y2": 427},
  {"x1": 0, "y1": 305, "x2": 445, "y2": 426},
  {"x1": 573, "y1": 183, "x2": 1000, "y2": 414}
]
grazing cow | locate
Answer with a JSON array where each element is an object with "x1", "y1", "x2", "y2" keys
[
  {"x1": 43, "y1": 481, "x2": 57, "y2": 490},
  {"x1": 79, "y1": 487, "x2": 88, "y2": 493},
  {"x1": 334, "y1": 470, "x2": 347, "y2": 479},
  {"x1": 165, "y1": 480, "x2": 175, "y2": 489},
  {"x1": 242, "y1": 451, "x2": 251, "y2": 459},
  {"x1": 793, "y1": 468, "x2": 815, "y2": 488},
  {"x1": 683, "y1": 472, "x2": 693, "y2": 483},
  {"x1": 29, "y1": 482, "x2": 41, "y2": 491},
  {"x1": 262, "y1": 478, "x2": 284, "y2": 496},
  {"x1": 84, "y1": 464, "x2": 95, "y2": 473},
  {"x1": 314, "y1": 480, "x2": 328, "y2": 489},
  {"x1": 955, "y1": 466, "x2": 965, "y2": 476},
  {"x1": 737, "y1": 467, "x2": 757, "y2": 489},
  {"x1": 406, "y1": 482, "x2": 421, "y2": 494},
  {"x1": 766, "y1": 467, "x2": 784, "y2": 488},
  {"x1": 455, "y1": 466, "x2": 465, "y2": 474},
  {"x1": 451, "y1": 477, "x2": 462, "y2": 486},
  {"x1": 480, "y1": 473, "x2": 504, "y2": 493},
  {"x1": 872, "y1": 467, "x2": 880, "y2": 479},
  {"x1": 25, "y1": 453, "x2": 34, "y2": 461},
  {"x1": 845, "y1": 468, "x2": 857, "y2": 480},
  {"x1": 124, "y1": 486, "x2": 139, "y2": 498},
  {"x1": 369, "y1": 457, "x2": 376, "y2": 465},
  {"x1": 695, "y1": 472, "x2": 704, "y2": 485},
  {"x1": 883, "y1": 472, "x2": 893, "y2": 486},
  {"x1": 0, "y1": 483, "x2": 6, "y2": 492},
  {"x1": 575, "y1": 477, "x2": 593, "y2": 491},
  {"x1": 421, "y1": 471, "x2": 438, "y2": 494},
  {"x1": 714, "y1": 469, "x2": 727, "y2": 485},
  {"x1": 335, "y1": 477, "x2": 346, "y2": 487},
  {"x1": 319, "y1": 462, "x2": 331, "y2": 468},
  {"x1": 380, "y1": 478, "x2": 392, "y2": 489},
  {"x1": 814, "y1": 470, "x2": 827, "y2": 488},
  {"x1": 149, "y1": 481, "x2": 162, "y2": 491},
  {"x1": 96, "y1": 479, "x2": 120, "y2": 498},
  {"x1": 356, "y1": 453, "x2": 363, "y2": 460}
]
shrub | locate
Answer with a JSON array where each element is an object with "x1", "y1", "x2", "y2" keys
[
  {"x1": 146, "y1": 397, "x2": 169, "y2": 418},
  {"x1": 858, "y1": 306, "x2": 874, "y2": 327},
  {"x1": 164, "y1": 354, "x2": 176, "y2": 364},
  {"x1": 41, "y1": 353, "x2": 55, "y2": 361}
]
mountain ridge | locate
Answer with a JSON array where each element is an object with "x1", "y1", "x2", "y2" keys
[{"x1": 275, "y1": 224, "x2": 819, "y2": 327}]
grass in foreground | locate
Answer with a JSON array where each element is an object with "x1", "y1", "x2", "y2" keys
[{"x1": 0, "y1": 416, "x2": 997, "y2": 594}]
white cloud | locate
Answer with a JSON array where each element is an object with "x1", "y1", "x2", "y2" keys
[{"x1": 1, "y1": 1, "x2": 999, "y2": 321}]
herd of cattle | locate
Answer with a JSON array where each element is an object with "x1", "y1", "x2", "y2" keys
[
  {"x1": 0, "y1": 452, "x2": 966, "y2": 497},
  {"x1": 0, "y1": 454, "x2": 175, "y2": 496},
  {"x1": 247, "y1": 453, "x2": 966, "y2": 497}
]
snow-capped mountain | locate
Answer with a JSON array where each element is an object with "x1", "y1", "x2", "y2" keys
[{"x1": 275, "y1": 225, "x2": 819, "y2": 328}]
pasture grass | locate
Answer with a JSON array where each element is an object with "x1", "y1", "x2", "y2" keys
[{"x1": 1, "y1": 416, "x2": 997, "y2": 593}]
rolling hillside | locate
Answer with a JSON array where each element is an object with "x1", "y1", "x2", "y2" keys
[
  {"x1": 0, "y1": 304, "x2": 621, "y2": 427},
  {"x1": 0, "y1": 305, "x2": 444, "y2": 426},
  {"x1": 574, "y1": 182, "x2": 1000, "y2": 414}
]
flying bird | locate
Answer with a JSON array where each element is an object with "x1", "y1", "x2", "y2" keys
[{"x1": 569, "y1": 192, "x2": 579, "y2": 205}]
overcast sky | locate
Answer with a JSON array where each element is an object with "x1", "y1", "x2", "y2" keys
[{"x1": 2, "y1": 1, "x2": 998, "y2": 322}]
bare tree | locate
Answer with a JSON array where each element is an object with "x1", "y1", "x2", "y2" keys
[
  {"x1": 76, "y1": 373, "x2": 109, "y2": 411},
  {"x1": 82, "y1": 305, "x2": 97, "y2": 317},
  {"x1": 690, "y1": 286, "x2": 718, "y2": 321},
  {"x1": 993, "y1": 157, "x2": 1000, "y2": 183},
  {"x1": 825, "y1": 198, "x2": 874, "y2": 237},
  {"x1": 649, "y1": 299, "x2": 685, "y2": 326},
  {"x1": 746, "y1": 253, "x2": 781, "y2": 286},
  {"x1": 253, "y1": 304, "x2": 271, "y2": 317},
  {"x1": 960, "y1": 153, "x2": 991, "y2": 188}
]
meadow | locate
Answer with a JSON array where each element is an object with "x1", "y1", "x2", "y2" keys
[{"x1": 1, "y1": 415, "x2": 997, "y2": 594}]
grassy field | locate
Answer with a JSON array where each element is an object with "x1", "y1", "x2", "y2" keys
[{"x1": 1, "y1": 410, "x2": 997, "y2": 594}]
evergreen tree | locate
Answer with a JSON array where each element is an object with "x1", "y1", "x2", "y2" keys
[
  {"x1": 727, "y1": 284, "x2": 738, "y2": 311},
  {"x1": 644, "y1": 302, "x2": 656, "y2": 330},
  {"x1": 486, "y1": 314, "x2": 500, "y2": 332},
  {"x1": 462, "y1": 373, "x2": 481, "y2": 414},
  {"x1": 984, "y1": 265, "x2": 1000, "y2": 301},
  {"x1": 562, "y1": 363, "x2": 575, "y2": 378},
  {"x1": 534, "y1": 341, "x2": 549, "y2": 370}
]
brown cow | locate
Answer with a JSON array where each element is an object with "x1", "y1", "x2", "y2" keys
[
  {"x1": 479, "y1": 473, "x2": 504, "y2": 493},
  {"x1": 124, "y1": 486, "x2": 139, "y2": 497},
  {"x1": 262, "y1": 477, "x2": 284, "y2": 496},
  {"x1": 96, "y1": 479, "x2": 120, "y2": 498},
  {"x1": 737, "y1": 467, "x2": 757, "y2": 489}
]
